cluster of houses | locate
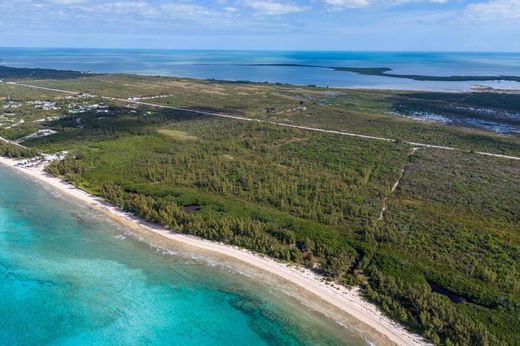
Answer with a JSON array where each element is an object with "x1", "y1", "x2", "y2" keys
[
  {"x1": 1, "y1": 99, "x2": 60, "y2": 123},
  {"x1": 17, "y1": 129, "x2": 58, "y2": 143},
  {"x1": 0, "y1": 119, "x2": 24, "y2": 129},
  {"x1": 2, "y1": 100, "x2": 60, "y2": 111},
  {"x1": 27, "y1": 100, "x2": 59, "y2": 111},
  {"x1": 127, "y1": 94, "x2": 172, "y2": 101},
  {"x1": 68, "y1": 103, "x2": 110, "y2": 114},
  {"x1": 0, "y1": 93, "x2": 126, "y2": 139},
  {"x1": 2, "y1": 101, "x2": 23, "y2": 109},
  {"x1": 36, "y1": 115, "x2": 63, "y2": 122},
  {"x1": 63, "y1": 94, "x2": 92, "y2": 100},
  {"x1": 15, "y1": 151, "x2": 68, "y2": 169}
]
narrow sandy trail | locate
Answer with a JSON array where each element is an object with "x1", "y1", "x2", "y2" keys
[
  {"x1": 377, "y1": 147, "x2": 419, "y2": 222},
  {"x1": 4, "y1": 80, "x2": 520, "y2": 161},
  {"x1": 0, "y1": 135, "x2": 28, "y2": 149}
]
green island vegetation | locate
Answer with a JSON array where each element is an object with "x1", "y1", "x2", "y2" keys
[
  {"x1": 1, "y1": 66, "x2": 520, "y2": 345},
  {"x1": 333, "y1": 67, "x2": 520, "y2": 82}
]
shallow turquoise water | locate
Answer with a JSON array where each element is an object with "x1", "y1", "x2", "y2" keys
[{"x1": 0, "y1": 166, "x2": 368, "y2": 346}]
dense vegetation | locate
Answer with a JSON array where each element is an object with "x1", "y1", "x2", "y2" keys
[
  {"x1": 2, "y1": 68, "x2": 520, "y2": 345},
  {"x1": 42, "y1": 113, "x2": 404, "y2": 280},
  {"x1": 366, "y1": 150, "x2": 520, "y2": 345},
  {"x1": 0, "y1": 140, "x2": 37, "y2": 158}
]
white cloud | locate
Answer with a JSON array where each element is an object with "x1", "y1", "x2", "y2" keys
[
  {"x1": 464, "y1": 0, "x2": 520, "y2": 22},
  {"x1": 242, "y1": 1, "x2": 306, "y2": 15},
  {"x1": 320, "y1": 0, "x2": 448, "y2": 9},
  {"x1": 321, "y1": 0, "x2": 369, "y2": 8},
  {"x1": 42, "y1": 0, "x2": 160, "y2": 17},
  {"x1": 161, "y1": 3, "x2": 219, "y2": 18},
  {"x1": 224, "y1": 6, "x2": 240, "y2": 12},
  {"x1": 48, "y1": 0, "x2": 87, "y2": 4}
]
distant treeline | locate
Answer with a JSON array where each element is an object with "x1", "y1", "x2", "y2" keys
[{"x1": 0, "y1": 65, "x2": 92, "y2": 80}]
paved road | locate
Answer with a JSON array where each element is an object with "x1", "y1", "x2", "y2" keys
[{"x1": 4, "y1": 80, "x2": 520, "y2": 161}]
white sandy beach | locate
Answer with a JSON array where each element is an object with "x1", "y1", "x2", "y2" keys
[{"x1": 0, "y1": 156, "x2": 429, "y2": 346}]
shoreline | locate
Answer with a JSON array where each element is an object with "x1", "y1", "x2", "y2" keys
[{"x1": 0, "y1": 156, "x2": 429, "y2": 346}]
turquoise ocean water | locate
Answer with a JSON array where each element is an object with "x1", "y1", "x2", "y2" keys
[
  {"x1": 1, "y1": 48, "x2": 519, "y2": 91},
  {"x1": 0, "y1": 165, "x2": 371, "y2": 346}
]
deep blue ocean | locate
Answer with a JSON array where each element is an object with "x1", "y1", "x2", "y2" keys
[
  {"x1": 0, "y1": 165, "x2": 372, "y2": 345},
  {"x1": 1, "y1": 48, "x2": 519, "y2": 91}
]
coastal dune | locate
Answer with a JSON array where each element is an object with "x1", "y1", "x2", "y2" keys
[{"x1": 0, "y1": 156, "x2": 429, "y2": 346}]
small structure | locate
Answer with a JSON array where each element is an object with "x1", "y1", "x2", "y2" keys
[{"x1": 182, "y1": 204, "x2": 201, "y2": 213}]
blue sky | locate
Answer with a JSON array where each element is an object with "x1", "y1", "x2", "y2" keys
[{"x1": 0, "y1": 0, "x2": 519, "y2": 51}]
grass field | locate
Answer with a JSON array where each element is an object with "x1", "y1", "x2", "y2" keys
[{"x1": 157, "y1": 128, "x2": 198, "y2": 141}]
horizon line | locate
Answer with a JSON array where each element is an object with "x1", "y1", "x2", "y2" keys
[{"x1": 1, "y1": 46, "x2": 520, "y2": 54}]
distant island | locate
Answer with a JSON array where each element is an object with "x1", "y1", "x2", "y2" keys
[{"x1": 244, "y1": 63, "x2": 520, "y2": 82}]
